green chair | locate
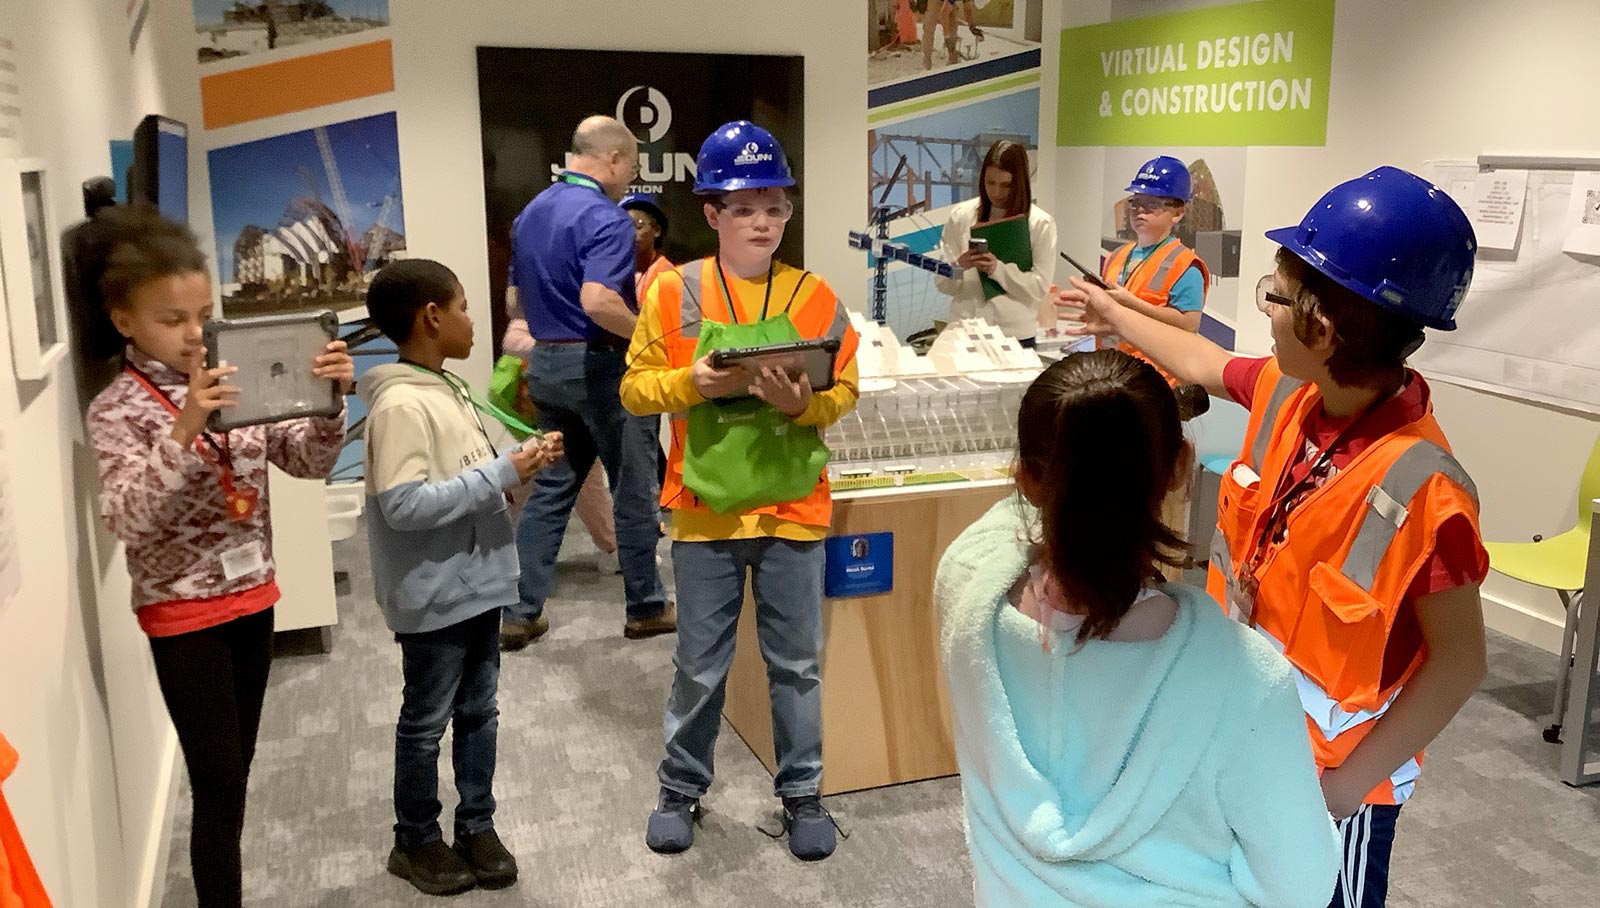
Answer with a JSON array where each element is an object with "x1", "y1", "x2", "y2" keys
[{"x1": 1484, "y1": 434, "x2": 1600, "y2": 743}]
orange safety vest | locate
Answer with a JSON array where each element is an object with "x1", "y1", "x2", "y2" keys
[
  {"x1": 637, "y1": 253, "x2": 673, "y2": 301},
  {"x1": 1206, "y1": 360, "x2": 1482, "y2": 806},
  {"x1": 1098, "y1": 238, "x2": 1210, "y2": 381},
  {"x1": 655, "y1": 258, "x2": 858, "y2": 527},
  {"x1": 0, "y1": 735, "x2": 50, "y2": 908}
]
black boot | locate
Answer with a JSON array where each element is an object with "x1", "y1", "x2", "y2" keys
[
  {"x1": 387, "y1": 838, "x2": 476, "y2": 896},
  {"x1": 454, "y1": 829, "x2": 518, "y2": 889}
]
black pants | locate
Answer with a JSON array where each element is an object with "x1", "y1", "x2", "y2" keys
[{"x1": 148, "y1": 607, "x2": 275, "y2": 908}]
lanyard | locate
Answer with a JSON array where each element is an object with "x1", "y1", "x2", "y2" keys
[
  {"x1": 713, "y1": 257, "x2": 776, "y2": 325},
  {"x1": 125, "y1": 364, "x2": 258, "y2": 521},
  {"x1": 1241, "y1": 392, "x2": 1392, "y2": 582},
  {"x1": 403, "y1": 362, "x2": 541, "y2": 439},
  {"x1": 560, "y1": 171, "x2": 603, "y2": 193},
  {"x1": 1119, "y1": 236, "x2": 1178, "y2": 286}
]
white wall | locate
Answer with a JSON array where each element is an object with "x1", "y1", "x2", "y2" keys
[
  {"x1": 1056, "y1": 0, "x2": 1600, "y2": 651},
  {"x1": 1, "y1": 1, "x2": 189, "y2": 906}
]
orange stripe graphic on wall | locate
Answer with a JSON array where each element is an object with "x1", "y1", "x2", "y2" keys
[{"x1": 201, "y1": 40, "x2": 395, "y2": 129}]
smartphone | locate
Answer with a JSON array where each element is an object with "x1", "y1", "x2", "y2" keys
[
  {"x1": 967, "y1": 237, "x2": 989, "y2": 255},
  {"x1": 1059, "y1": 251, "x2": 1110, "y2": 289}
]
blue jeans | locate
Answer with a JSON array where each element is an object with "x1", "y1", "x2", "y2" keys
[
  {"x1": 512, "y1": 343, "x2": 667, "y2": 623},
  {"x1": 393, "y1": 607, "x2": 501, "y2": 846},
  {"x1": 659, "y1": 537, "x2": 824, "y2": 799}
]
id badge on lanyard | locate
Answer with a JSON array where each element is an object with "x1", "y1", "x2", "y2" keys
[{"x1": 126, "y1": 365, "x2": 258, "y2": 522}]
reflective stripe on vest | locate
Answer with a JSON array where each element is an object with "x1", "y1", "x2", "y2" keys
[
  {"x1": 1341, "y1": 440, "x2": 1478, "y2": 591},
  {"x1": 1250, "y1": 373, "x2": 1305, "y2": 472},
  {"x1": 1146, "y1": 241, "x2": 1185, "y2": 290},
  {"x1": 1254, "y1": 624, "x2": 1402, "y2": 743},
  {"x1": 680, "y1": 265, "x2": 704, "y2": 339}
]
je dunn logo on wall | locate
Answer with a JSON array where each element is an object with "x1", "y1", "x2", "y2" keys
[
  {"x1": 554, "y1": 83, "x2": 698, "y2": 190},
  {"x1": 616, "y1": 85, "x2": 672, "y2": 142}
]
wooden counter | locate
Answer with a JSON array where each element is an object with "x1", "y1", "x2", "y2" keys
[{"x1": 721, "y1": 480, "x2": 1011, "y2": 795}]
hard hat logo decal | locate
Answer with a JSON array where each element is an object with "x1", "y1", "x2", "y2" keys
[{"x1": 732, "y1": 141, "x2": 774, "y2": 167}]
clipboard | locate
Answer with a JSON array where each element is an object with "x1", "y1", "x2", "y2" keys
[
  {"x1": 202, "y1": 310, "x2": 342, "y2": 431},
  {"x1": 969, "y1": 212, "x2": 1034, "y2": 300}
]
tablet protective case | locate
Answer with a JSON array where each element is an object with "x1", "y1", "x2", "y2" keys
[
  {"x1": 203, "y1": 310, "x2": 342, "y2": 431},
  {"x1": 711, "y1": 338, "x2": 839, "y2": 399}
]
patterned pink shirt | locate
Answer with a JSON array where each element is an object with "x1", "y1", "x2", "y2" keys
[{"x1": 87, "y1": 346, "x2": 346, "y2": 615}]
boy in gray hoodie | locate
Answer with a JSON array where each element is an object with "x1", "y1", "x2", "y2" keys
[{"x1": 360, "y1": 259, "x2": 563, "y2": 896}]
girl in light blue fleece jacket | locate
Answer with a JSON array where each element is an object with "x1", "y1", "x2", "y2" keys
[{"x1": 936, "y1": 350, "x2": 1339, "y2": 908}]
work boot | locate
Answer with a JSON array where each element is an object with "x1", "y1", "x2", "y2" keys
[
  {"x1": 453, "y1": 829, "x2": 517, "y2": 890},
  {"x1": 624, "y1": 602, "x2": 678, "y2": 640},
  {"x1": 387, "y1": 838, "x2": 476, "y2": 895},
  {"x1": 499, "y1": 613, "x2": 549, "y2": 651},
  {"x1": 780, "y1": 796, "x2": 840, "y2": 862},
  {"x1": 645, "y1": 788, "x2": 702, "y2": 854}
]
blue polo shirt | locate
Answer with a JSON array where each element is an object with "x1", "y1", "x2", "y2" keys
[{"x1": 509, "y1": 172, "x2": 637, "y2": 342}]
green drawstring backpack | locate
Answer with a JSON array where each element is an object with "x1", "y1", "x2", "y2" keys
[
  {"x1": 486, "y1": 354, "x2": 536, "y2": 441},
  {"x1": 682, "y1": 312, "x2": 832, "y2": 515}
]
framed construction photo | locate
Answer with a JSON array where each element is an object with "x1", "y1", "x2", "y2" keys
[{"x1": 0, "y1": 158, "x2": 68, "y2": 380}]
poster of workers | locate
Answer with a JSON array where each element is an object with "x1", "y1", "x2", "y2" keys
[
  {"x1": 476, "y1": 47, "x2": 804, "y2": 342},
  {"x1": 207, "y1": 111, "x2": 405, "y2": 317},
  {"x1": 194, "y1": 0, "x2": 390, "y2": 64}
]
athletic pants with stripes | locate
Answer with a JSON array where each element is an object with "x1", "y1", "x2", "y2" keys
[{"x1": 1328, "y1": 804, "x2": 1401, "y2": 908}]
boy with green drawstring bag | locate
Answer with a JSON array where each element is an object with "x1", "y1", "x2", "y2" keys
[{"x1": 620, "y1": 120, "x2": 860, "y2": 862}]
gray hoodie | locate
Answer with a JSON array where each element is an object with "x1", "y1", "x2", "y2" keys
[{"x1": 359, "y1": 363, "x2": 520, "y2": 634}]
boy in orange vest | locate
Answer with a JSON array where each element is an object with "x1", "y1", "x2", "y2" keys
[
  {"x1": 621, "y1": 122, "x2": 860, "y2": 861},
  {"x1": 1099, "y1": 156, "x2": 1209, "y2": 369},
  {"x1": 1059, "y1": 166, "x2": 1489, "y2": 908}
]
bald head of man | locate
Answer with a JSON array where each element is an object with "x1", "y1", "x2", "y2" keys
[{"x1": 568, "y1": 115, "x2": 640, "y2": 201}]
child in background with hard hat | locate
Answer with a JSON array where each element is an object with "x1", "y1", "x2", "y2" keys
[
  {"x1": 621, "y1": 121, "x2": 860, "y2": 862},
  {"x1": 1059, "y1": 166, "x2": 1489, "y2": 908},
  {"x1": 1099, "y1": 156, "x2": 1209, "y2": 370}
]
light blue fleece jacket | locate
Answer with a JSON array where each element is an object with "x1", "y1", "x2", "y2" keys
[
  {"x1": 936, "y1": 499, "x2": 1339, "y2": 908},
  {"x1": 359, "y1": 363, "x2": 521, "y2": 635}
]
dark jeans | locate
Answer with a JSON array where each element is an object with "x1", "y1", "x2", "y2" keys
[
  {"x1": 513, "y1": 343, "x2": 668, "y2": 623},
  {"x1": 393, "y1": 607, "x2": 501, "y2": 846},
  {"x1": 148, "y1": 607, "x2": 275, "y2": 908}
]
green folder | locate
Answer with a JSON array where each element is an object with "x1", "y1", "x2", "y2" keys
[{"x1": 970, "y1": 212, "x2": 1033, "y2": 300}]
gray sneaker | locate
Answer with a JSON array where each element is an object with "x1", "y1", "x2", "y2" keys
[
  {"x1": 645, "y1": 788, "x2": 701, "y2": 854},
  {"x1": 780, "y1": 796, "x2": 841, "y2": 861}
]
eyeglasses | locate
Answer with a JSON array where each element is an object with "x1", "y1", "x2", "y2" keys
[
  {"x1": 1127, "y1": 196, "x2": 1181, "y2": 214},
  {"x1": 718, "y1": 200, "x2": 794, "y2": 223},
  {"x1": 1255, "y1": 274, "x2": 1295, "y2": 313}
]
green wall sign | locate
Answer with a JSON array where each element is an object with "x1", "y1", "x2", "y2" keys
[{"x1": 1057, "y1": 0, "x2": 1335, "y2": 147}]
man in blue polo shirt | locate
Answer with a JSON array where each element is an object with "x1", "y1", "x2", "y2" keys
[{"x1": 502, "y1": 115, "x2": 674, "y2": 650}]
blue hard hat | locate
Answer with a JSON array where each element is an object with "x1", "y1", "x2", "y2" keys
[
  {"x1": 1125, "y1": 155, "x2": 1191, "y2": 202},
  {"x1": 619, "y1": 193, "x2": 668, "y2": 235},
  {"x1": 692, "y1": 121, "x2": 795, "y2": 196},
  {"x1": 1265, "y1": 166, "x2": 1476, "y2": 331}
]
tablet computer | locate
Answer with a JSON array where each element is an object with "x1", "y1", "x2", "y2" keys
[
  {"x1": 203, "y1": 310, "x2": 342, "y2": 431},
  {"x1": 709, "y1": 337, "x2": 841, "y2": 397}
]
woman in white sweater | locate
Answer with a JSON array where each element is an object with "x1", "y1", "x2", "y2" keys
[{"x1": 934, "y1": 139, "x2": 1058, "y2": 345}]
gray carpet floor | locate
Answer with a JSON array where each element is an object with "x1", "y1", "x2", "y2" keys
[{"x1": 159, "y1": 522, "x2": 1600, "y2": 907}]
